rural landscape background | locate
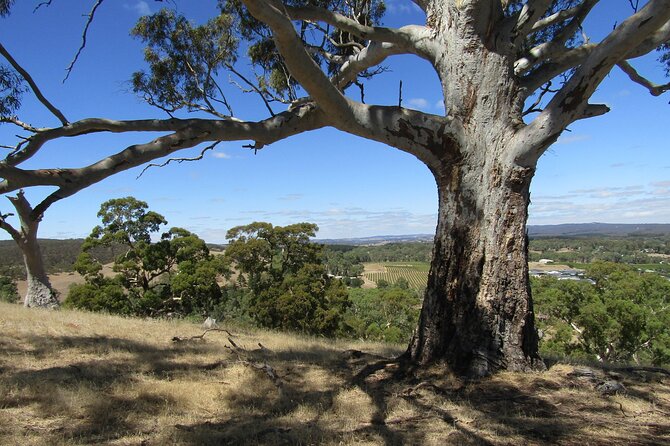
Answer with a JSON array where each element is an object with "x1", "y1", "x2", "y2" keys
[{"x1": 2, "y1": 220, "x2": 670, "y2": 444}]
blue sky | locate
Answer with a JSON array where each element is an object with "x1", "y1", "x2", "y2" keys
[{"x1": 0, "y1": 0, "x2": 668, "y2": 242}]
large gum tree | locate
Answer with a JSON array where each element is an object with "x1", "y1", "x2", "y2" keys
[{"x1": 1, "y1": 0, "x2": 669, "y2": 375}]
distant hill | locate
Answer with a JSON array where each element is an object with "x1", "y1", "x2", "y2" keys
[
  {"x1": 2, "y1": 223, "x2": 669, "y2": 277},
  {"x1": 319, "y1": 223, "x2": 670, "y2": 245},
  {"x1": 317, "y1": 234, "x2": 434, "y2": 246},
  {"x1": 0, "y1": 238, "x2": 117, "y2": 278},
  {"x1": 527, "y1": 223, "x2": 670, "y2": 237}
]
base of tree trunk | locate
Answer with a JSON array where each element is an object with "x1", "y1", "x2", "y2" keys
[{"x1": 24, "y1": 280, "x2": 60, "y2": 309}]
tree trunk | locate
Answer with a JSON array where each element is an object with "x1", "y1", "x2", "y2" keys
[
  {"x1": 1, "y1": 191, "x2": 60, "y2": 308},
  {"x1": 20, "y1": 234, "x2": 59, "y2": 308},
  {"x1": 407, "y1": 156, "x2": 544, "y2": 378}
]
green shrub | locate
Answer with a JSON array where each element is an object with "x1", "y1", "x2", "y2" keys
[
  {"x1": 0, "y1": 276, "x2": 19, "y2": 303},
  {"x1": 345, "y1": 287, "x2": 420, "y2": 343}
]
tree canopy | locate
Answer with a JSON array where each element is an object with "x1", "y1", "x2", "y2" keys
[
  {"x1": 68, "y1": 197, "x2": 228, "y2": 316},
  {"x1": 224, "y1": 221, "x2": 351, "y2": 335}
]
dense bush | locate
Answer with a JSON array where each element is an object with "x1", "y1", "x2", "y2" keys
[
  {"x1": 0, "y1": 275, "x2": 19, "y2": 303},
  {"x1": 345, "y1": 287, "x2": 420, "y2": 343}
]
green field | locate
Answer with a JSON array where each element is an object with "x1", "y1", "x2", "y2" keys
[{"x1": 363, "y1": 262, "x2": 429, "y2": 290}]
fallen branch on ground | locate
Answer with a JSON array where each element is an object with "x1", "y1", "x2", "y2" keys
[
  {"x1": 171, "y1": 328, "x2": 235, "y2": 343},
  {"x1": 224, "y1": 337, "x2": 284, "y2": 395}
]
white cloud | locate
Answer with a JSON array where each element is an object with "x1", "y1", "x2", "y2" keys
[
  {"x1": 530, "y1": 181, "x2": 670, "y2": 225},
  {"x1": 233, "y1": 207, "x2": 437, "y2": 239},
  {"x1": 407, "y1": 98, "x2": 429, "y2": 110},
  {"x1": 212, "y1": 151, "x2": 231, "y2": 159},
  {"x1": 125, "y1": 1, "x2": 151, "y2": 16}
]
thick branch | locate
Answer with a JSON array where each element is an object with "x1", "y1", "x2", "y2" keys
[
  {"x1": 516, "y1": 0, "x2": 670, "y2": 165},
  {"x1": 343, "y1": 104, "x2": 462, "y2": 172},
  {"x1": 334, "y1": 41, "x2": 406, "y2": 88},
  {"x1": 529, "y1": 3, "x2": 583, "y2": 34},
  {"x1": 525, "y1": 18, "x2": 670, "y2": 92},
  {"x1": 514, "y1": 0, "x2": 600, "y2": 75},
  {"x1": 512, "y1": 0, "x2": 553, "y2": 43},
  {"x1": 0, "y1": 42, "x2": 68, "y2": 125},
  {"x1": 242, "y1": 0, "x2": 354, "y2": 123},
  {"x1": 1, "y1": 105, "x2": 328, "y2": 216},
  {"x1": 521, "y1": 43, "x2": 596, "y2": 92},
  {"x1": 286, "y1": 6, "x2": 425, "y2": 47}
]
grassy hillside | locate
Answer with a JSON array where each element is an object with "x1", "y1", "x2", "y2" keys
[
  {"x1": 0, "y1": 239, "x2": 120, "y2": 279},
  {"x1": 1, "y1": 303, "x2": 668, "y2": 445}
]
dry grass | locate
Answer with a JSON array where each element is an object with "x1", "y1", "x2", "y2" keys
[{"x1": 1, "y1": 302, "x2": 669, "y2": 445}]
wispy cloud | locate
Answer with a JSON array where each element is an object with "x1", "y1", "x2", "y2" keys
[
  {"x1": 279, "y1": 194, "x2": 304, "y2": 202},
  {"x1": 407, "y1": 98, "x2": 429, "y2": 110},
  {"x1": 556, "y1": 134, "x2": 590, "y2": 145},
  {"x1": 125, "y1": 1, "x2": 151, "y2": 16},
  {"x1": 530, "y1": 181, "x2": 670, "y2": 224},
  {"x1": 212, "y1": 151, "x2": 231, "y2": 159}
]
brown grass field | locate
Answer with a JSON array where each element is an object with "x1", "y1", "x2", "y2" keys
[{"x1": 1, "y1": 302, "x2": 669, "y2": 445}]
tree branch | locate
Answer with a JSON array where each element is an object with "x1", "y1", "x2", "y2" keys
[
  {"x1": 334, "y1": 41, "x2": 406, "y2": 88},
  {"x1": 226, "y1": 63, "x2": 277, "y2": 116},
  {"x1": 516, "y1": 0, "x2": 670, "y2": 165},
  {"x1": 0, "y1": 201, "x2": 21, "y2": 241},
  {"x1": 514, "y1": 0, "x2": 600, "y2": 76},
  {"x1": 2, "y1": 105, "x2": 328, "y2": 217},
  {"x1": 241, "y1": 0, "x2": 354, "y2": 123},
  {"x1": 286, "y1": 5, "x2": 427, "y2": 48},
  {"x1": 529, "y1": 3, "x2": 584, "y2": 35},
  {"x1": 512, "y1": 0, "x2": 553, "y2": 43},
  {"x1": 136, "y1": 141, "x2": 221, "y2": 178},
  {"x1": 521, "y1": 8, "x2": 670, "y2": 92},
  {"x1": 0, "y1": 42, "x2": 68, "y2": 125},
  {"x1": 617, "y1": 60, "x2": 670, "y2": 97},
  {"x1": 63, "y1": 0, "x2": 106, "y2": 83},
  {"x1": 521, "y1": 43, "x2": 597, "y2": 92}
]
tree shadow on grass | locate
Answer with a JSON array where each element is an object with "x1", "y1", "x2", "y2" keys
[
  {"x1": 2, "y1": 334, "x2": 668, "y2": 445},
  {"x1": 173, "y1": 349, "x2": 580, "y2": 446},
  {"x1": 0, "y1": 334, "x2": 225, "y2": 443}
]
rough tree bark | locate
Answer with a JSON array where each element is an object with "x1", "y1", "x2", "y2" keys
[
  {"x1": 408, "y1": 155, "x2": 542, "y2": 376},
  {"x1": 0, "y1": 191, "x2": 59, "y2": 308}
]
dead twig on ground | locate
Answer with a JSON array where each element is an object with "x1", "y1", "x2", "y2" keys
[{"x1": 171, "y1": 328, "x2": 235, "y2": 343}]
